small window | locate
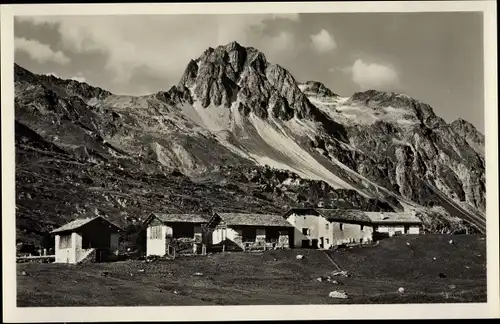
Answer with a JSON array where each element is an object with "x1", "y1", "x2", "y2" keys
[
  {"x1": 325, "y1": 238, "x2": 329, "y2": 245},
  {"x1": 360, "y1": 225, "x2": 364, "y2": 231},
  {"x1": 242, "y1": 227, "x2": 257, "y2": 242},
  {"x1": 302, "y1": 228, "x2": 309, "y2": 235},
  {"x1": 150, "y1": 226, "x2": 163, "y2": 240},
  {"x1": 325, "y1": 223, "x2": 329, "y2": 230},
  {"x1": 339, "y1": 223, "x2": 344, "y2": 231},
  {"x1": 59, "y1": 234, "x2": 72, "y2": 249}
]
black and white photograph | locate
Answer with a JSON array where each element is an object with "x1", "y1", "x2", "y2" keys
[{"x1": 1, "y1": 1, "x2": 498, "y2": 322}]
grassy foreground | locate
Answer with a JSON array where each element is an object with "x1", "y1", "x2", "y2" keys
[{"x1": 17, "y1": 234, "x2": 486, "y2": 306}]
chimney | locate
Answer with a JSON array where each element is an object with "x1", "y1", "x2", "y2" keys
[{"x1": 380, "y1": 211, "x2": 384, "y2": 220}]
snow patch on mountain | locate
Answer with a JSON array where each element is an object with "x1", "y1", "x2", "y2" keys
[{"x1": 247, "y1": 113, "x2": 358, "y2": 190}]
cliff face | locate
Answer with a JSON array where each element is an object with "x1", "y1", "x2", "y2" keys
[{"x1": 14, "y1": 41, "x2": 485, "y2": 242}]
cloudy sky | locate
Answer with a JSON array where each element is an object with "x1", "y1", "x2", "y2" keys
[{"x1": 14, "y1": 12, "x2": 484, "y2": 132}]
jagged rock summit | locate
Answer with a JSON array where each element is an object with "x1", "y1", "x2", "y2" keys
[{"x1": 173, "y1": 41, "x2": 316, "y2": 121}]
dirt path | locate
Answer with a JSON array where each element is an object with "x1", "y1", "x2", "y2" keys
[{"x1": 322, "y1": 250, "x2": 342, "y2": 271}]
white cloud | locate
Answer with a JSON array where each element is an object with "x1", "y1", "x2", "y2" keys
[
  {"x1": 16, "y1": 15, "x2": 300, "y2": 84},
  {"x1": 43, "y1": 71, "x2": 86, "y2": 83},
  {"x1": 44, "y1": 72, "x2": 61, "y2": 78},
  {"x1": 259, "y1": 31, "x2": 295, "y2": 62},
  {"x1": 349, "y1": 59, "x2": 400, "y2": 90},
  {"x1": 270, "y1": 13, "x2": 300, "y2": 21},
  {"x1": 14, "y1": 37, "x2": 70, "y2": 65},
  {"x1": 71, "y1": 73, "x2": 86, "y2": 83},
  {"x1": 270, "y1": 31, "x2": 294, "y2": 49},
  {"x1": 310, "y1": 29, "x2": 337, "y2": 53}
]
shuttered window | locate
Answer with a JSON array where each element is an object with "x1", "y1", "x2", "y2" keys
[{"x1": 150, "y1": 226, "x2": 163, "y2": 240}]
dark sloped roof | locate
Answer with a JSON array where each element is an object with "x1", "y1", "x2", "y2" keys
[
  {"x1": 284, "y1": 207, "x2": 321, "y2": 217},
  {"x1": 364, "y1": 212, "x2": 422, "y2": 224},
  {"x1": 150, "y1": 212, "x2": 209, "y2": 224},
  {"x1": 216, "y1": 212, "x2": 293, "y2": 227},
  {"x1": 285, "y1": 208, "x2": 421, "y2": 225},
  {"x1": 51, "y1": 216, "x2": 121, "y2": 234},
  {"x1": 317, "y1": 209, "x2": 372, "y2": 223}
]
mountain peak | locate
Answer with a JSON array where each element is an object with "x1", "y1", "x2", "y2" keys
[
  {"x1": 14, "y1": 63, "x2": 37, "y2": 83},
  {"x1": 348, "y1": 89, "x2": 449, "y2": 129},
  {"x1": 14, "y1": 62, "x2": 112, "y2": 102},
  {"x1": 451, "y1": 118, "x2": 477, "y2": 130},
  {"x1": 450, "y1": 117, "x2": 484, "y2": 144},
  {"x1": 223, "y1": 40, "x2": 244, "y2": 51},
  {"x1": 176, "y1": 42, "x2": 316, "y2": 121},
  {"x1": 299, "y1": 81, "x2": 338, "y2": 98}
]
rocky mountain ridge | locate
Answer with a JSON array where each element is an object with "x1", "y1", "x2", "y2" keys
[{"x1": 14, "y1": 41, "x2": 485, "y2": 243}]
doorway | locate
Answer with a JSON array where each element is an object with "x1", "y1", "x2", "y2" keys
[
  {"x1": 301, "y1": 240, "x2": 310, "y2": 248},
  {"x1": 95, "y1": 249, "x2": 106, "y2": 262},
  {"x1": 311, "y1": 239, "x2": 319, "y2": 249},
  {"x1": 319, "y1": 237, "x2": 324, "y2": 249}
]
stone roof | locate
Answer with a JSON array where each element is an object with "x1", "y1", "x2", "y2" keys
[
  {"x1": 285, "y1": 207, "x2": 422, "y2": 225},
  {"x1": 216, "y1": 212, "x2": 293, "y2": 227},
  {"x1": 51, "y1": 216, "x2": 121, "y2": 234},
  {"x1": 150, "y1": 212, "x2": 209, "y2": 224},
  {"x1": 317, "y1": 209, "x2": 372, "y2": 223},
  {"x1": 364, "y1": 212, "x2": 422, "y2": 224}
]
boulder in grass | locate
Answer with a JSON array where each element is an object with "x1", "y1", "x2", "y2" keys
[
  {"x1": 331, "y1": 270, "x2": 350, "y2": 278},
  {"x1": 296, "y1": 255, "x2": 304, "y2": 260},
  {"x1": 398, "y1": 287, "x2": 405, "y2": 294},
  {"x1": 328, "y1": 290, "x2": 348, "y2": 299}
]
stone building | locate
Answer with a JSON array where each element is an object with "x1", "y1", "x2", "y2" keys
[
  {"x1": 207, "y1": 212, "x2": 294, "y2": 251},
  {"x1": 143, "y1": 212, "x2": 209, "y2": 257}
]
